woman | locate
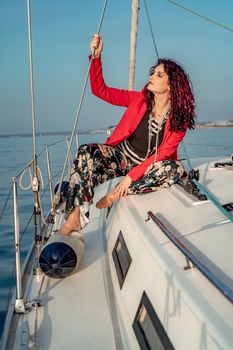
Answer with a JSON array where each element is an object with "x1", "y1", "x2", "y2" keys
[{"x1": 59, "y1": 34, "x2": 195, "y2": 235}]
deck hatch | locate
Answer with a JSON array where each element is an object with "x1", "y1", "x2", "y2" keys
[
  {"x1": 133, "y1": 292, "x2": 174, "y2": 350},
  {"x1": 112, "y1": 231, "x2": 132, "y2": 288}
]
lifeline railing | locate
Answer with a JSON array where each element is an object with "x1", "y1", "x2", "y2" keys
[
  {"x1": 0, "y1": 136, "x2": 74, "y2": 327},
  {"x1": 2, "y1": 0, "x2": 108, "y2": 317}
]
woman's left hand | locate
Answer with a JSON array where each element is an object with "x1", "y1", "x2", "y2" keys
[{"x1": 114, "y1": 175, "x2": 132, "y2": 198}]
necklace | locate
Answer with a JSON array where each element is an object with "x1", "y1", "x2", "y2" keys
[
  {"x1": 151, "y1": 110, "x2": 162, "y2": 118},
  {"x1": 144, "y1": 107, "x2": 170, "y2": 160},
  {"x1": 151, "y1": 104, "x2": 171, "y2": 119}
]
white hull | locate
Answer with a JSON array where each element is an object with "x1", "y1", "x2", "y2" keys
[{"x1": 1, "y1": 157, "x2": 233, "y2": 349}]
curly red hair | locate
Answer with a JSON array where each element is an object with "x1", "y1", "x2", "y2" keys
[{"x1": 144, "y1": 58, "x2": 196, "y2": 131}]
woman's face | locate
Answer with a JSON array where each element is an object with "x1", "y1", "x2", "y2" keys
[{"x1": 147, "y1": 64, "x2": 170, "y2": 95}]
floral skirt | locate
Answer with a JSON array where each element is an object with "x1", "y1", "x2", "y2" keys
[{"x1": 65, "y1": 143, "x2": 184, "y2": 229}]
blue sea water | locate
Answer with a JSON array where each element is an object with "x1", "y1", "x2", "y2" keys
[{"x1": 0, "y1": 128, "x2": 232, "y2": 336}]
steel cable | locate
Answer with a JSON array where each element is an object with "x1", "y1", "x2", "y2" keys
[
  {"x1": 164, "y1": 0, "x2": 233, "y2": 33},
  {"x1": 143, "y1": 0, "x2": 160, "y2": 59},
  {"x1": 0, "y1": 185, "x2": 13, "y2": 223},
  {"x1": 54, "y1": 0, "x2": 109, "y2": 205}
]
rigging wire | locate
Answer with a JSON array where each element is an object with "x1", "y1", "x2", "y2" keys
[
  {"x1": 37, "y1": 146, "x2": 46, "y2": 159},
  {"x1": 141, "y1": 0, "x2": 233, "y2": 222},
  {"x1": 45, "y1": 137, "x2": 68, "y2": 148},
  {"x1": 164, "y1": 0, "x2": 233, "y2": 33},
  {"x1": 53, "y1": 0, "x2": 109, "y2": 209},
  {"x1": 143, "y1": 0, "x2": 160, "y2": 59},
  {"x1": 35, "y1": 137, "x2": 68, "y2": 159},
  {"x1": 27, "y1": 0, "x2": 42, "y2": 248},
  {"x1": 27, "y1": 0, "x2": 37, "y2": 160},
  {"x1": 15, "y1": 160, "x2": 33, "y2": 180},
  {"x1": 0, "y1": 185, "x2": 13, "y2": 223},
  {"x1": 14, "y1": 138, "x2": 66, "y2": 180},
  {"x1": 20, "y1": 213, "x2": 34, "y2": 242}
]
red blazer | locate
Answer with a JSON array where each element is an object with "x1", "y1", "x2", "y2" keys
[{"x1": 89, "y1": 56, "x2": 186, "y2": 181}]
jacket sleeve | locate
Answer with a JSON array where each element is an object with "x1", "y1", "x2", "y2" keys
[
  {"x1": 127, "y1": 129, "x2": 186, "y2": 181},
  {"x1": 89, "y1": 55, "x2": 140, "y2": 107}
]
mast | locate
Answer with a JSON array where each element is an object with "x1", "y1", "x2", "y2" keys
[{"x1": 129, "y1": 0, "x2": 139, "y2": 90}]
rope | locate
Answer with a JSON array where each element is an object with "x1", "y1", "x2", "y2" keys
[
  {"x1": 181, "y1": 140, "x2": 233, "y2": 223},
  {"x1": 164, "y1": 0, "x2": 233, "y2": 33},
  {"x1": 19, "y1": 165, "x2": 33, "y2": 191},
  {"x1": 19, "y1": 164, "x2": 44, "y2": 191},
  {"x1": 54, "y1": 0, "x2": 109, "y2": 205},
  {"x1": 15, "y1": 160, "x2": 33, "y2": 180},
  {"x1": 19, "y1": 174, "x2": 59, "y2": 242},
  {"x1": 143, "y1": 0, "x2": 160, "y2": 59}
]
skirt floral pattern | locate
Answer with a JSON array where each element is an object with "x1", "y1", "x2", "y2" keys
[{"x1": 65, "y1": 143, "x2": 184, "y2": 229}]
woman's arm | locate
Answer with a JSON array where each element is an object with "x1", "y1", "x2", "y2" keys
[{"x1": 89, "y1": 35, "x2": 140, "y2": 107}]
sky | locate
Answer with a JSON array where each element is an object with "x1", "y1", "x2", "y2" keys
[{"x1": 0, "y1": 0, "x2": 233, "y2": 135}]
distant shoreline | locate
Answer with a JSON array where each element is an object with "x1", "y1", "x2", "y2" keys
[
  {"x1": 196, "y1": 125, "x2": 233, "y2": 129},
  {"x1": 0, "y1": 123, "x2": 233, "y2": 138},
  {"x1": 0, "y1": 129, "x2": 107, "y2": 138}
]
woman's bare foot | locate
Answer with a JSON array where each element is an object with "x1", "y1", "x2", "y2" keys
[
  {"x1": 58, "y1": 207, "x2": 81, "y2": 235},
  {"x1": 96, "y1": 189, "x2": 120, "y2": 209}
]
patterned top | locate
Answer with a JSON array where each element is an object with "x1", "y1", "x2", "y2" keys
[{"x1": 118, "y1": 110, "x2": 168, "y2": 165}]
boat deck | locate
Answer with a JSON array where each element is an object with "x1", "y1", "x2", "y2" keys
[
  {"x1": 13, "y1": 183, "x2": 122, "y2": 350},
  {"x1": 5, "y1": 158, "x2": 233, "y2": 350}
]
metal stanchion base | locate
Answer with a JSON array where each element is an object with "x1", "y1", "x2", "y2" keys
[
  {"x1": 14, "y1": 298, "x2": 27, "y2": 314},
  {"x1": 14, "y1": 298, "x2": 42, "y2": 314}
]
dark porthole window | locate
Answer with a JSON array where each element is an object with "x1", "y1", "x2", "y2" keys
[
  {"x1": 112, "y1": 231, "x2": 132, "y2": 289},
  {"x1": 133, "y1": 292, "x2": 174, "y2": 350}
]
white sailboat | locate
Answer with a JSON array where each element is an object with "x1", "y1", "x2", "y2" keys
[{"x1": 0, "y1": 1, "x2": 233, "y2": 349}]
